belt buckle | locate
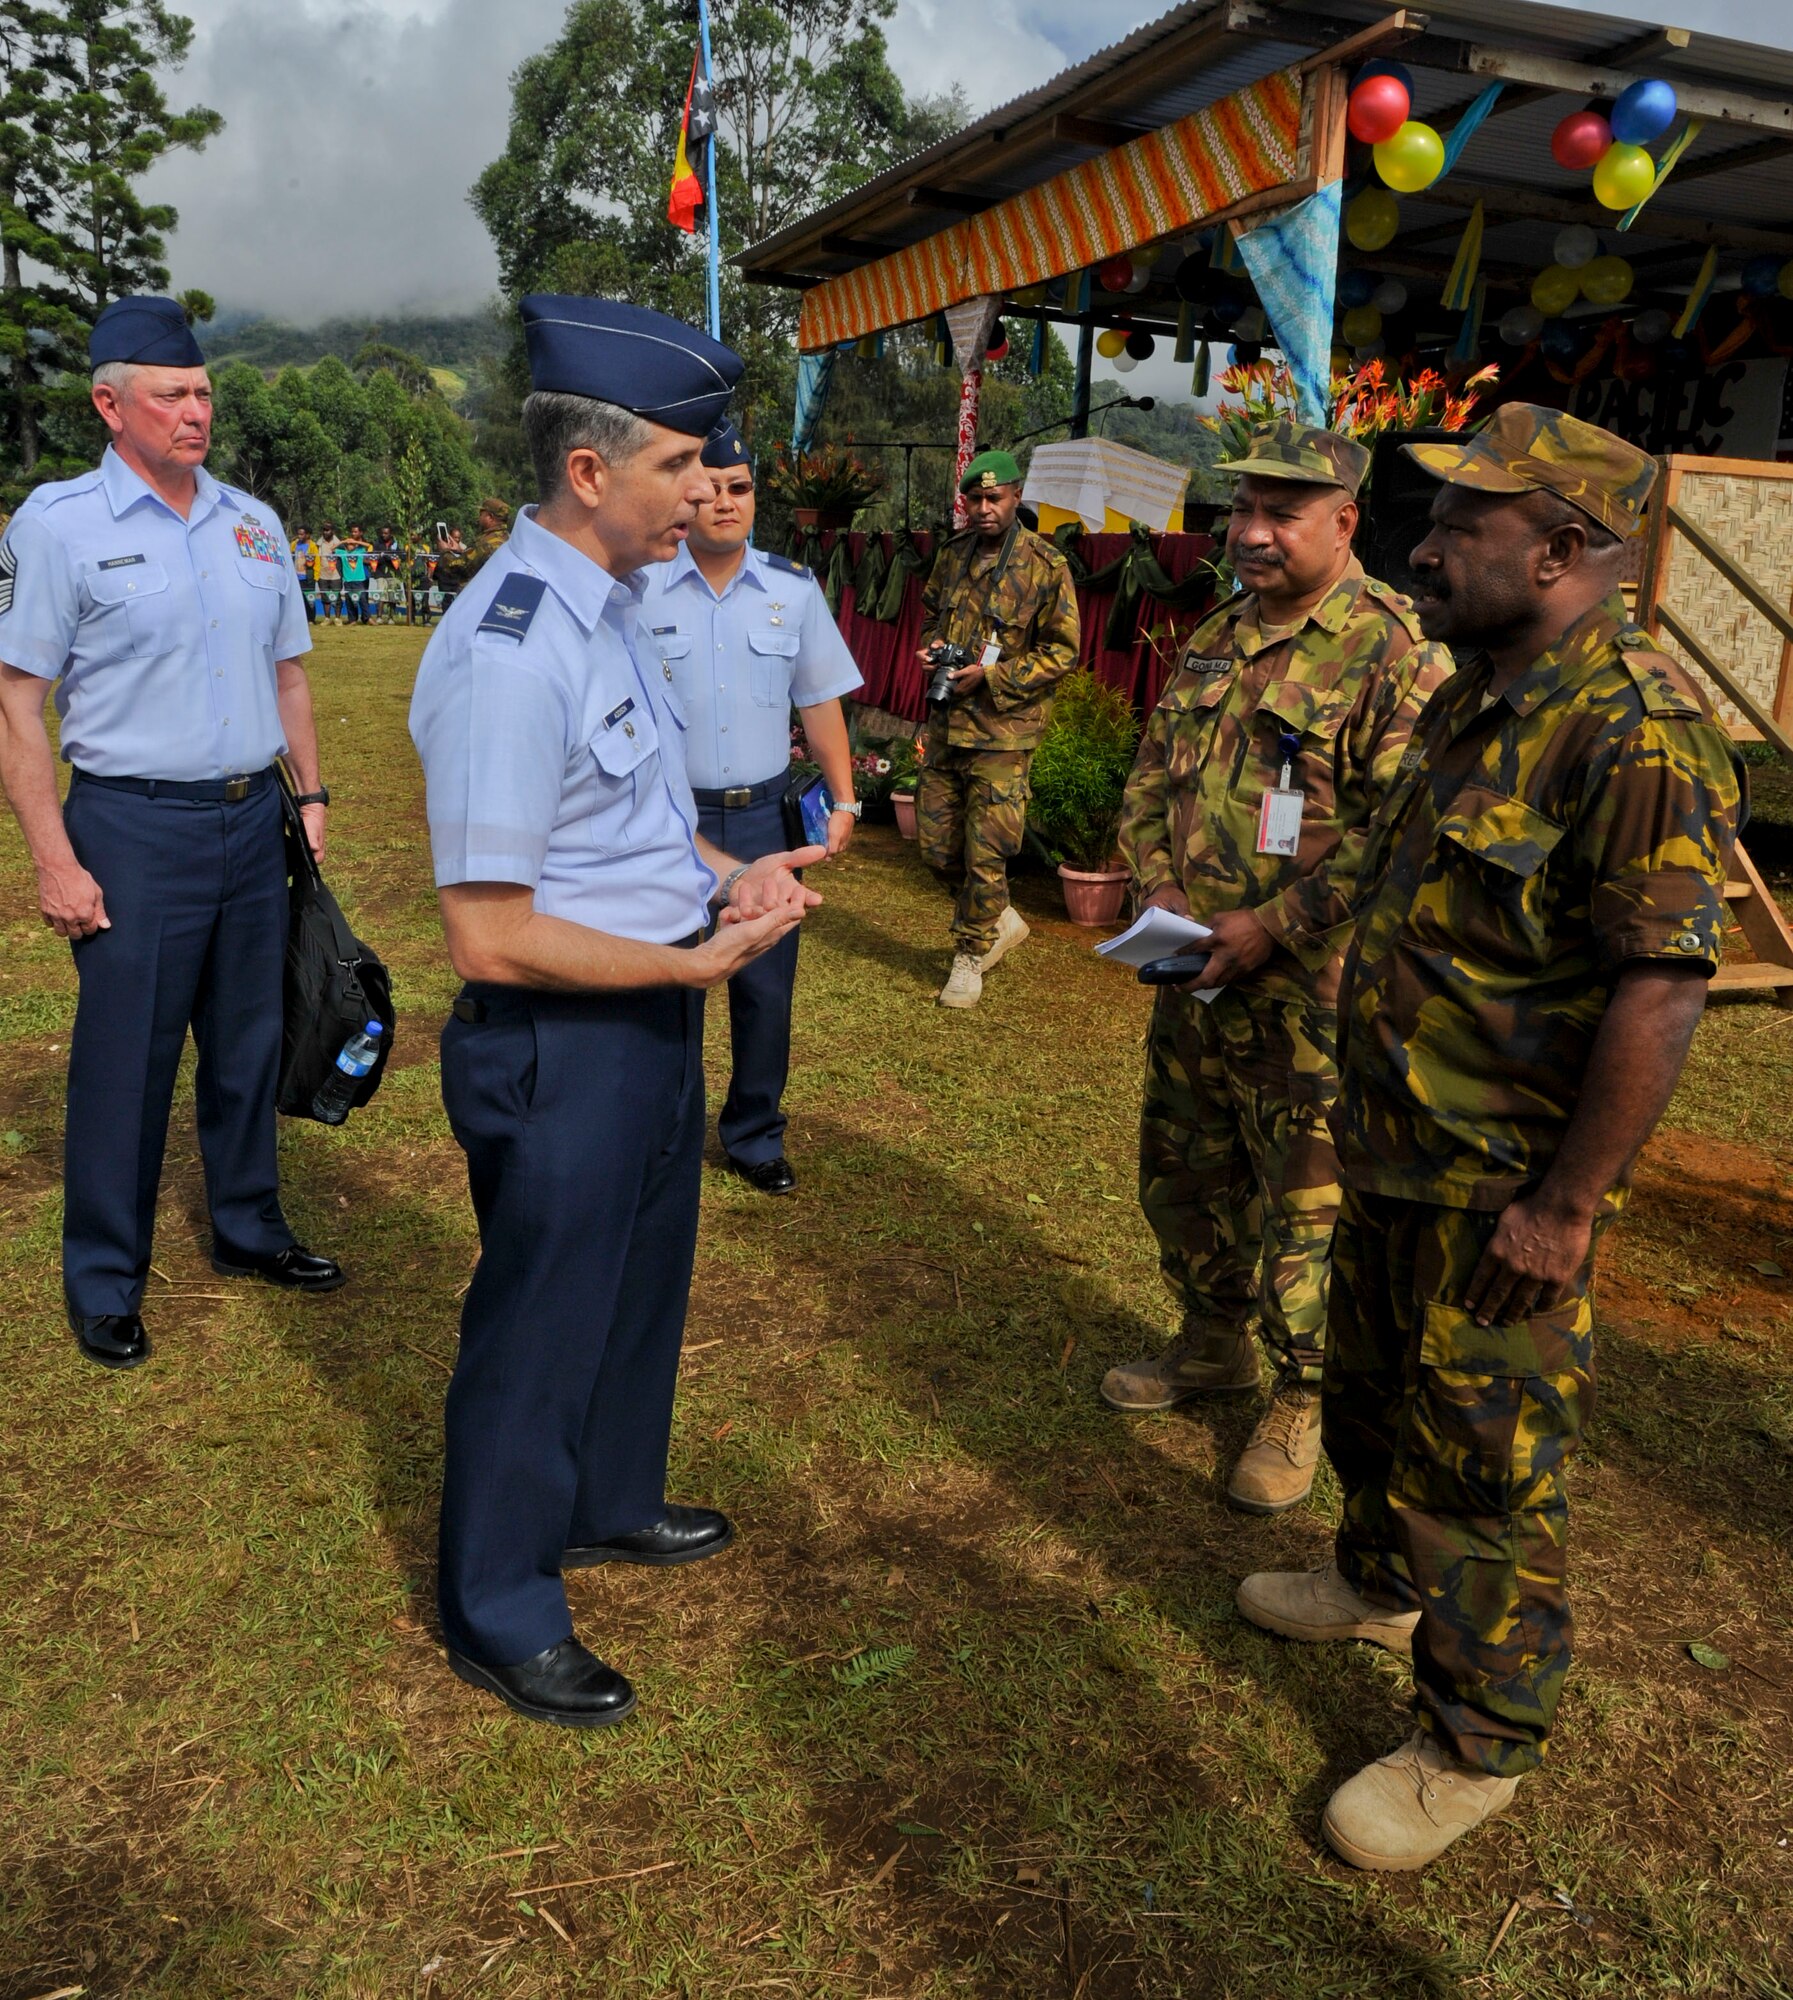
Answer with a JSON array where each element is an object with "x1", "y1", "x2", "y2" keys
[
  {"x1": 224, "y1": 775, "x2": 250, "y2": 802},
  {"x1": 722, "y1": 786, "x2": 752, "y2": 809}
]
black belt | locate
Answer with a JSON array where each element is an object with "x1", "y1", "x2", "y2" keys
[
  {"x1": 452, "y1": 932, "x2": 705, "y2": 1022},
  {"x1": 72, "y1": 766, "x2": 275, "y2": 803},
  {"x1": 691, "y1": 773, "x2": 784, "y2": 810}
]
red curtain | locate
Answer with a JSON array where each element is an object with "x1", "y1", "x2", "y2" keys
[{"x1": 831, "y1": 530, "x2": 1218, "y2": 725}]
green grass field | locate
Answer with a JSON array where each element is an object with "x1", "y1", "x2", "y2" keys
[{"x1": 1, "y1": 626, "x2": 1789, "y2": 2000}]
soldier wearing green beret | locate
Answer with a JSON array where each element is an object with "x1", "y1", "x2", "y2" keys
[
  {"x1": 916, "y1": 449, "x2": 1080, "y2": 1006},
  {"x1": 1238, "y1": 405, "x2": 1744, "y2": 1870},
  {"x1": 1107, "y1": 418, "x2": 1454, "y2": 1518}
]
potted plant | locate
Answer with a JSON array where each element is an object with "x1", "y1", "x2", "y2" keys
[
  {"x1": 1024, "y1": 672, "x2": 1140, "y2": 925},
  {"x1": 764, "y1": 440, "x2": 885, "y2": 531}
]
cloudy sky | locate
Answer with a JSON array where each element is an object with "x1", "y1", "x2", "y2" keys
[{"x1": 147, "y1": 0, "x2": 1793, "y2": 327}]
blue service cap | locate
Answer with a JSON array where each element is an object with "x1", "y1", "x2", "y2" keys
[
  {"x1": 89, "y1": 295, "x2": 206, "y2": 369},
  {"x1": 700, "y1": 417, "x2": 749, "y2": 470},
  {"x1": 520, "y1": 295, "x2": 743, "y2": 437}
]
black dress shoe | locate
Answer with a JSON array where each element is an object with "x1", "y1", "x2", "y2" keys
[
  {"x1": 446, "y1": 1637, "x2": 636, "y2": 1728},
  {"x1": 69, "y1": 1312, "x2": 151, "y2": 1371},
  {"x1": 731, "y1": 1155, "x2": 796, "y2": 1196},
  {"x1": 211, "y1": 1240, "x2": 346, "y2": 1293},
  {"x1": 563, "y1": 1504, "x2": 735, "y2": 1570}
]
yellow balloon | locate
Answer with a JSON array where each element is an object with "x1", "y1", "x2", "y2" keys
[
  {"x1": 1373, "y1": 120, "x2": 1445, "y2": 194},
  {"x1": 1591, "y1": 141, "x2": 1657, "y2": 210},
  {"x1": 1341, "y1": 304, "x2": 1383, "y2": 348},
  {"x1": 1780, "y1": 260, "x2": 1793, "y2": 302},
  {"x1": 1580, "y1": 253, "x2": 1634, "y2": 306},
  {"x1": 1095, "y1": 327, "x2": 1127, "y2": 359},
  {"x1": 1345, "y1": 186, "x2": 1399, "y2": 252},
  {"x1": 1531, "y1": 264, "x2": 1581, "y2": 316}
]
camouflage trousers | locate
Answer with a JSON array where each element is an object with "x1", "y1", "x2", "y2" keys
[
  {"x1": 915, "y1": 745, "x2": 1032, "y2": 956},
  {"x1": 1326, "y1": 1186, "x2": 1604, "y2": 1777},
  {"x1": 1138, "y1": 983, "x2": 1340, "y2": 1383}
]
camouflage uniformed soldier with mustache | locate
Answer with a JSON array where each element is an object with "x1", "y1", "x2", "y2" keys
[
  {"x1": 1108, "y1": 419, "x2": 1453, "y2": 1516},
  {"x1": 915, "y1": 450, "x2": 1080, "y2": 1008},
  {"x1": 1239, "y1": 405, "x2": 1744, "y2": 1872}
]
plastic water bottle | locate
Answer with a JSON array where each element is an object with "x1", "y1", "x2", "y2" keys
[{"x1": 311, "y1": 1020, "x2": 383, "y2": 1125}]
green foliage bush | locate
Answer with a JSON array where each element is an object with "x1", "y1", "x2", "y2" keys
[{"x1": 1024, "y1": 672, "x2": 1140, "y2": 872}]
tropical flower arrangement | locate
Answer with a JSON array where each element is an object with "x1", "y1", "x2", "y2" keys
[
  {"x1": 787, "y1": 720, "x2": 918, "y2": 806},
  {"x1": 763, "y1": 440, "x2": 886, "y2": 518},
  {"x1": 1201, "y1": 357, "x2": 1499, "y2": 466}
]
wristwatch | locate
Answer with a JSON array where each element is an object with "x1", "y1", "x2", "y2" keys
[
  {"x1": 835, "y1": 800, "x2": 862, "y2": 819},
  {"x1": 292, "y1": 787, "x2": 330, "y2": 807}
]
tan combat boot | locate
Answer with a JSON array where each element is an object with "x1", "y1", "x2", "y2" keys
[
  {"x1": 1322, "y1": 1729, "x2": 1522, "y2": 1871},
  {"x1": 1099, "y1": 1322, "x2": 1260, "y2": 1411},
  {"x1": 938, "y1": 953, "x2": 984, "y2": 1008},
  {"x1": 1227, "y1": 1382, "x2": 1322, "y2": 1515},
  {"x1": 1235, "y1": 1562, "x2": 1419, "y2": 1656},
  {"x1": 978, "y1": 904, "x2": 1030, "y2": 974}
]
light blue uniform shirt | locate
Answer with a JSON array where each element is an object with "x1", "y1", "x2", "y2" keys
[
  {"x1": 638, "y1": 542, "x2": 861, "y2": 791},
  {"x1": 0, "y1": 446, "x2": 310, "y2": 781},
  {"x1": 409, "y1": 506, "x2": 715, "y2": 946}
]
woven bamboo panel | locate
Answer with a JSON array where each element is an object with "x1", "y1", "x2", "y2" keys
[{"x1": 1652, "y1": 466, "x2": 1793, "y2": 737}]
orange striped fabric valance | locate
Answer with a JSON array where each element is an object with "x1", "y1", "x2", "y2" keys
[{"x1": 796, "y1": 68, "x2": 1304, "y2": 352}]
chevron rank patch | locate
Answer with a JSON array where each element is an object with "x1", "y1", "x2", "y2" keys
[
  {"x1": 234, "y1": 515, "x2": 285, "y2": 564},
  {"x1": 0, "y1": 529, "x2": 14, "y2": 617},
  {"x1": 478, "y1": 572, "x2": 546, "y2": 640}
]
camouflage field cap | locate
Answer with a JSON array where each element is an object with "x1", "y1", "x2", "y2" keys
[
  {"x1": 1225, "y1": 418, "x2": 1370, "y2": 496},
  {"x1": 960, "y1": 449, "x2": 1023, "y2": 493},
  {"x1": 1404, "y1": 403, "x2": 1656, "y2": 538},
  {"x1": 479, "y1": 495, "x2": 512, "y2": 523}
]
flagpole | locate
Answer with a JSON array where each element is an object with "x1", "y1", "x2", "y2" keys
[{"x1": 698, "y1": 0, "x2": 721, "y2": 340}]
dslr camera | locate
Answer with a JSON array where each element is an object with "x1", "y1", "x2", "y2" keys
[{"x1": 925, "y1": 641, "x2": 975, "y2": 706}]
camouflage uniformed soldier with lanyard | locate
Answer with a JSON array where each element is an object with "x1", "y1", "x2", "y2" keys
[
  {"x1": 1109, "y1": 419, "x2": 1453, "y2": 1516},
  {"x1": 915, "y1": 449, "x2": 1080, "y2": 1008},
  {"x1": 1239, "y1": 405, "x2": 1744, "y2": 1871},
  {"x1": 437, "y1": 497, "x2": 512, "y2": 595}
]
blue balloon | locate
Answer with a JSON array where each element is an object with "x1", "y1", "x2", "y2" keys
[
  {"x1": 1743, "y1": 254, "x2": 1782, "y2": 297},
  {"x1": 1214, "y1": 289, "x2": 1247, "y2": 323},
  {"x1": 1540, "y1": 319, "x2": 1582, "y2": 362},
  {"x1": 1338, "y1": 268, "x2": 1377, "y2": 309},
  {"x1": 1355, "y1": 58, "x2": 1413, "y2": 93},
  {"x1": 1609, "y1": 78, "x2": 1677, "y2": 146}
]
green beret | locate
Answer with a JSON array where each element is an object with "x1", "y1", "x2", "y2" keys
[{"x1": 959, "y1": 449, "x2": 1022, "y2": 494}]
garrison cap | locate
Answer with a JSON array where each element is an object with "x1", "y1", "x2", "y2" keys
[
  {"x1": 1404, "y1": 403, "x2": 1657, "y2": 539},
  {"x1": 700, "y1": 417, "x2": 749, "y2": 470},
  {"x1": 89, "y1": 295, "x2": 205, "y2": 370},
  {"x1": 1224, "y1": 418, "x2": 1369, "y2": 497},
  {"x1": 959, "y1": 449, "x2": 1022, "y2": 493},
  {"x1": 520, "y1": 295, "x2": 743, "y2": 437}
]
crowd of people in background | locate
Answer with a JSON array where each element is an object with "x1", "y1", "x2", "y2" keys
[{"x1": 287, "y1": 504, "x2": 510, "y2": 627}]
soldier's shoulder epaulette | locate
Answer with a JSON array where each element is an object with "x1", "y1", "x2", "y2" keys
[
  {"x1": 25, "y1": 467, "x2": 105, "y2": 514},
  {"x1": 1359, "y1": 575, "x2": 1427, "y2": 644},
  {"x1": 763, "y1": 550, "x2": 811, "y2": 579},
  {"x1": 1612, "y1": 627, "x2": 1709, "y2": 721},
  {"x1": 476, "y1": 572, "x2": 547, "y2": 642},
  {"x1": 1019, "y1": 524, "x2": 1068, "y2": 564}
]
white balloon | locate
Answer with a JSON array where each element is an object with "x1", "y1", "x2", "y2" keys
[
  {"x1": 1372, "y1": 278, "x2": 1408, "y2": 314},
  {"x1": 1124, "y1": 260, "x2": 1153, "y2": 293},
  {"x1": 1498, "y1": 304, "x2": 1545, "y2": 347},
  {"x1": 1111, "y1": 349, "x2": 1139, "y2": 372},
  {"x1": 1554, "y1": 224, "x2": 1598, "y2": 270},
  {"x1": 1632, "y1": 307, "x2": 1672, "y2": 345}
]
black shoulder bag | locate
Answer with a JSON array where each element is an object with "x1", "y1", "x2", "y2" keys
[{"x1": 275, "y1": 768, "x2": 396, "y2": 1121}]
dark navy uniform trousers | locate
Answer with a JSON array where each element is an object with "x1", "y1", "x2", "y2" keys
[
  {"x1": 696, "y1": 784, "x2": 799, "y2": 1167},
  {"x1": 438, "y1": 978, "x2": 704, "y2": 1667},
  {"x1": 62, "y1": 771, "x2": 294, "y2": 1319}
]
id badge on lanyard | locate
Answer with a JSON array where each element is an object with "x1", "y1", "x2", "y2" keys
[{"x1": 1256, "y1": 729, "x2": 1304, "y2": 857}]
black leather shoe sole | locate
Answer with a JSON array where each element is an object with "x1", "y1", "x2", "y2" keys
[
  {"x1": 445, "y1": 1650, "x2": 638, "y2": 1728},
  {"x1": 70, "y1": 1327, "x2": 152, "y2": 1371},
  {"x1": 563, "y1": 1519, "x2": 737, "y2": 1570},
  {"x1": 210, "y1": 1254, "x2": 347, "y2": 1294}
]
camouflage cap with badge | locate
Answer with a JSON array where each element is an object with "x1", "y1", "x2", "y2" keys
[
  {"x1": 1404, "y1": 403, "x2": 1656, "y2": 538},
  {"x1": 1223, "y1": 418, "x2": 1369, "y2": 497}
]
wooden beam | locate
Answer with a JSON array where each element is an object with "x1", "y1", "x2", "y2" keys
[
  {"x1": 743, "y1": 271, "x2": 823, "y2": 291},
  {"x1": 820, "y1": 235, "x2": 899, "y2": 257},
  {"x1": 1291, "y1": 8, "x2": 1430, "y2": 79},
  {"x1": 1463, "y1": 44, "x2": 1793, "y2": 137},
  {"x1": 904, "y1": 187, "x2": 996, "y2": 215},
  {"x1": 1417, "y1": 178, "x2": 1793, "y2": 256},
  {"x1": 1603, "y1": 26, "x2": 1692, "y2": 66},
  {"x1": 1052, "y1": 112, "x2": 1152, "y2": 149}
]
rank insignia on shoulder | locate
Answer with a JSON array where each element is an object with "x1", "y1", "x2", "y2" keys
[
  {"x1": 604, "y1": 697, "x2": 636, "y2": 728},
  {"x1": 1184, "y1": 654, "x2": 1233, "y2": 675},
  {"x1": 478, "y1": 573, "x2": 546, "y2": 640},
  {"x1": 763, "y1": 551, "x2": 810, "y2": 578}
]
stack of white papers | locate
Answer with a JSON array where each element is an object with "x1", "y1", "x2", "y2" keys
[{"x1": 1094, "y1": 908, "x2": 1220, "y2": 1003}]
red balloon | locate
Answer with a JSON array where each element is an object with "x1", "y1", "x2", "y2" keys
[
  {"x1": 1347, "y1": 74, "x2": 1410, "y2": 145},
  {"x1": 1552, "y1": 109, "x2": 1613, "y2": 170},
  {"x1": 1097, "y1": 256, "x2": 1134, "y2": 293}
]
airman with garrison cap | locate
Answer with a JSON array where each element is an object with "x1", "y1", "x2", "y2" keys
[
  {"x1": 1239, "y1": 405, "x2": 1743, "y2": 1871},
  {"x1": 1107, "y1": 418, "x2": 1453, "y2": 1517}
]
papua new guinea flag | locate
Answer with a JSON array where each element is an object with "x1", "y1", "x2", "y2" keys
[{"x1": 669, "y1": 49, "x2": 715, "y2": 233}]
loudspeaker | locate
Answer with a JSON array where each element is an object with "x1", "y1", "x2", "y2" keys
[{"x1": 1355, "y1": 426, "x2": 1452, "y2": 597}]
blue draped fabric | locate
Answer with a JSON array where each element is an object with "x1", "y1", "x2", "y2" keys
[{"x1": 1236, "y1": 182, "x2": 1342, "y2": 428}]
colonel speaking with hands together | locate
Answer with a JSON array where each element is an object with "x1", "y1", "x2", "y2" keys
[
  {"x1": 0, "y1": 296, "x2": 343, "y2": 1378},
  {"x1": 408, "y1": 296, "x2": 824, "y2": 1730}
]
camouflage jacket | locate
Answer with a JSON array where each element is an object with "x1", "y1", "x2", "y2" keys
[
  {"x1": 436, "y1": 527, "x2": 506, "y2": 591},
  {"x1": 1336, "y1": 593, "x2": 1743, "y2": 1210},
  {"x1": 1118, "y1": 559, "x2": 1454, "y2": 1003},
  {"x1": 919, "y1": 524, "x2": 1080, "y2": 752}
]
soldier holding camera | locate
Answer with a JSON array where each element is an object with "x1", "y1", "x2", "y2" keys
[{"x1": 915, "y1": 450, "x2": 1079, "y2": 1009}]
